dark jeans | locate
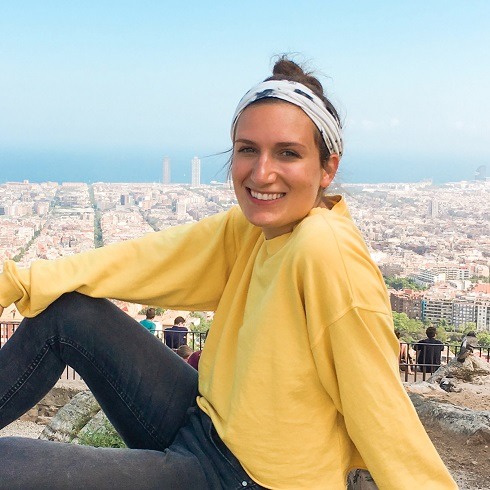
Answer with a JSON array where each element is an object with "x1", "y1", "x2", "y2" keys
[{"x1": 0, "y1": 293, "x2": 261, "y2": 489}]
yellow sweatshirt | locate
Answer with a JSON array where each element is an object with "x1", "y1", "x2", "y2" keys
[{"x1": 0, "y1": 197, "x2": 456, "y2": 489}]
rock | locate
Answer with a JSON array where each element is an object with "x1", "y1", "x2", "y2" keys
[
  {"x1": 39, "y1": 391, "x2": 101, "y2": 443},
  {"x1": 409, "y1": 392, "x2": 490, "y2": 444},
  {"x1": 19, "y1": 407, "x2": 39, "y2": 423},
  {"x1": 74, "y1": 410, "x2": 126, "y2": 448},
  {"x1": 428, "y1": 355, "x2": 490, "y2": 384},
  {"x1": 39, "y1": 389, "x2": 125, "y2": 448},
  {"x1": 404, "y1": 381, "x2": 444, "y2": 395},
  {"x1": 19, "y1": 379, "x2": 87, "y2": 423}
]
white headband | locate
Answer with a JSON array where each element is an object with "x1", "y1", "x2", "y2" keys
[{"x1": 231, "y1": 80, "x2": 343, "y2": 157}]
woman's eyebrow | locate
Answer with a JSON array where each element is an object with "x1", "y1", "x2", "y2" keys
[
  {"x1": 234, "y1": 138, "x2": 256, "y2": 145},
  {"x1": 275, "y1": 141, "x2": 307, "y2": 148},
  {"x1": 234, "y1": 138, "x2": 306, "y2": 149}
]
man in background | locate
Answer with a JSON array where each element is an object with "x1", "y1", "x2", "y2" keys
[
  {"x1": 414, "y1": 326, "x2": 444, "y2": 374},
  {"x1": 164, "y1": 316, "x2": 188, "y2": 349},
  {"x1": 139, "y1": 308, "x2": 156, "y2": 334}
]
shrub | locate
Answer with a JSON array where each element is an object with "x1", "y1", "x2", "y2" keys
[{"x1": 77, "y1": 416, "x2": 126, "y2": 448}]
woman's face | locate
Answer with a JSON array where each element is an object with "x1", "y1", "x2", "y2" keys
[{"x1": 232, "y1": 101, "x2": 338, "y2": 239}]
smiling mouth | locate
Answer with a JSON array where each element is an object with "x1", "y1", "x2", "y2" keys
[{"x1": 249, "y1": 189, "x2": 286, "y2": 201}]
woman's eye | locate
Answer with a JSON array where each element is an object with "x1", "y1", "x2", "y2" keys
[
  {"x1": 237, "y1": 147, "x2": 256, "y2": 154},
  {"x1": 281, "y1": 150, "x2": 300, "y2": 158}
]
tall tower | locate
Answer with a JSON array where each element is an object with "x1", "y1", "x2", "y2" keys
[
  {"x1": 162, "y1": 156, "x2": 171, "y2": 185},
  {"x1": 191, "y1": 156, "x2": 201, "y2": 187},
  {"x1": 428, "y1": 198, "x2": 439, "y2": 218}
]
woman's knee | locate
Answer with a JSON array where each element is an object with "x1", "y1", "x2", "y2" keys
[{"x1": 30, "y1": 292, "x2": 117, "y2": 326}]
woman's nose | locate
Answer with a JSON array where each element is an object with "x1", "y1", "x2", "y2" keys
[{"x1": 250, "y1": 153, "x2": 276, "y2": 184}]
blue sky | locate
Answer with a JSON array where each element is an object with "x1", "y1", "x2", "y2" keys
[{"x1": 1, "y1": 1, "x2": 489, "y2": 183}]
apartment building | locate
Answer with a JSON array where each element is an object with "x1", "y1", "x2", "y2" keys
[
  {"x1": 389, "y1": 289, "x2": 423, "y2": 319},
  {"x1": 476, "y1": 299, "x2": 490, "y2": 331},
  {"x1": 421, "y1": 296, "x2": 454, "y2": 324}
]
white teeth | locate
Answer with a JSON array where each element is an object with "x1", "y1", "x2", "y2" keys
[{"x1": 250, "y1": 190, "x2": 285, "y2": 201}]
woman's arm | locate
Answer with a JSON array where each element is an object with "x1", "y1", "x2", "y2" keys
[
  {"x1": 295, "y1": 207, "x2": 456, "y2": 487},
  {"x1": 311, "y1": 308, "x2": 457, "y2": 489},
  {"x1": 0, "y1": 207, "x2": 251, "y2": 317}
]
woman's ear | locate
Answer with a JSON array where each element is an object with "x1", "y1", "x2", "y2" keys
[{"x1": 320, "y1": 154, "x2": 340, "y2": 188}]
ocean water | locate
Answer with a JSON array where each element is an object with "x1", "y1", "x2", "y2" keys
[
  {"x1": 0, "y1": 148, "x2": 482, "y2": 185},
  {"x1": 0, "y1": 148, "x2": 230, "y2": 185}
]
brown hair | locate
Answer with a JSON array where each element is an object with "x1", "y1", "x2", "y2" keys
[
  {"x1": 263, "y1": 57, "x2": 341, "y2": 167},
  {"x1": 231, "y1": 56, "x2": 342, "y2": 170},
  {"x1": 265, "y1": 56, "x2": 341, "y2": 129},
  {"x1": 176, "y1": 344, "x2": 193, "y2": 359}
]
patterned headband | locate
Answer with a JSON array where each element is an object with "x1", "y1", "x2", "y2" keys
[{"x1": 231, "y1": 79, "x2": 343, "y2": 157}]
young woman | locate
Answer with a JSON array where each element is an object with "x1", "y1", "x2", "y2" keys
[{"x1": 0, "y1": 58, "x2": 456, "y2": 489}]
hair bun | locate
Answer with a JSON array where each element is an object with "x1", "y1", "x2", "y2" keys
[
  {"x1": 272, "y1": 58, "x2": 304, "y2": 78},
  {"x1": 266, "y1": 55, "x2": 339, "y2": 127}
]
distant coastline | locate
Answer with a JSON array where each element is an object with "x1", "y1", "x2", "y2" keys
[{"x1": 0, "y1": 148, "x2": 486, "y2": 186}]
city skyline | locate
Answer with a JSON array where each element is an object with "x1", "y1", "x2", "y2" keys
[
  {"x1": 0, "y1": 162, "x2": 487, "y2": 187},
  {"x1": 1, "y1": 2, "x2": 489, "y2": 184},
  {"x1": 1, "y1": 178, "x2": 488, "y2": 329}
]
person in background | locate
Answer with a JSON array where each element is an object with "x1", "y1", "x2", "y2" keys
[
  {"x1": 0, "y1": 56, "x2": 456, "y2": 489},
  {"x1": 187, "y1": 349, "x2": 202, "y2": 371},
  {"x1": 414, "y1": 326, "x2": 444, "y2": 374},
  {"x1": 457, "y1": 330, "x2": 478, "y2": 362},
  {"x1": 139, "y1": 307, "x2": 156, "y2": 334},
  {"x1": 395, "y1": 330, "x2": 413, "y2": 374},
  {"x1": 163, "y1": 316, "x2": 188, "y2": 349},
  {"x1": 176, "y1": 344, "x2": 193, "y2": 361}
]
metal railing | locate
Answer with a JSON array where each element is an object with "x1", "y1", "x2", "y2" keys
[
  {"x1": 0, "y1": 321, "x2": 207, "y2": 381},
  {"x1": 399, "y1": 342, "x2": 490, "y2": 382},
  {"x1": 154, "y1": 328, "x2": 207, "y2": 351},
  {"x1": 0, "y1": 321, "x2": 20, "y2": 348},
  {"x1": 1, "y1": 320, "x2": 81, "y2": 380}
]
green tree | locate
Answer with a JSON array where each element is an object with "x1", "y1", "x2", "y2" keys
[
  {"x1": 470, "y1": 275, "x2": 490, "y2": 284},
  {"x1": 392, "y1": 312, "x2": 426, "y2": 342},
  {"x1": 393, "y1": 312, "x2": 410, "y2": 331},
  {"x1": 189, "y1": 312, "x2": 212, "y2": 332},
  {"x1": 446, "y1": 331, "x2": 463, "y2": 344},
  {"x1": 435, "y1": 326, "x2": 448, "y2": 343},
  {"x1": 88, "y1": 185, "x2": 104, "y2": 248},
  {"x1": 138, "y1": 306, "x2": 166, "y2": 316},
  {"x1": 477, "y1": 332, "x2": 490, "y2": 348},
  {"x1": 188, "y1": 312, "x2": 212, "y2": 350},
  {"x1": 384, "y1": 276, "x2": 426, "y2": 291},
  {"x1": 462, "y1": 322, "x2": 477, "y2": 334}
]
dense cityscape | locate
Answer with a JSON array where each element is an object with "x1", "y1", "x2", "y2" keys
[{"x1": 0, "y1": 158, "x2": 489, "y2": 332}]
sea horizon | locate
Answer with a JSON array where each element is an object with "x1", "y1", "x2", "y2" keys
[{"x1": 0, "y1": 148, "x2": 487, "y2": 186}]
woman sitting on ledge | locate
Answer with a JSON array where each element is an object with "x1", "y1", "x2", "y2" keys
[{"x1": 0, "y1": 57, "x2": 456, "y2": 489}]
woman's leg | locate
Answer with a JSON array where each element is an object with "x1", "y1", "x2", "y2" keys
[
  {"x1": 0, "y1": 292, "x2": 198, "y2": 450},
  {"x1": 0, "y1": 436, "x2": 210, "y2": 490}
]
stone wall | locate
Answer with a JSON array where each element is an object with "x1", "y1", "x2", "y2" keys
[{"x1": 20, "y1": 379, "x2": 87, "y2": 425}]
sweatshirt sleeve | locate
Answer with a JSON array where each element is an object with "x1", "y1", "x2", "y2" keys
[
  {"x1": 300, "y1": 211, "x2": 456, "y2": 488},
  {"x1": 0, "y1": 207, "x2": 246, "y2": 317},
  {"x1": 311, "y1": 308, "x2": 457, "y2": 489}
]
